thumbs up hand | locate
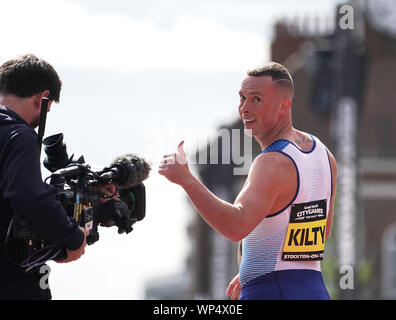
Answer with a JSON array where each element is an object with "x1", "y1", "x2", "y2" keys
[
  {"x1": 158, "y1": 141, "x2": 193, "y2": 186},
  {"x1": 176, "y1": 140, "x2": 187, "y2": 165}
]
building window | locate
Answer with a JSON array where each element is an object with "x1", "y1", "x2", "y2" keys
[{"x1": 382, "y1": 223, "x2": 396, "y2": 299}]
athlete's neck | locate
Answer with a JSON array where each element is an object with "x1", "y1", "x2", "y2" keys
[{"x1": 255, "y1": 120, "x2": 294, "y2": 151}]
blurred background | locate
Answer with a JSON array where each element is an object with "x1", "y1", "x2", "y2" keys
[{"x1": 1, "y1": 0, "x2": 395, "y2": 299}]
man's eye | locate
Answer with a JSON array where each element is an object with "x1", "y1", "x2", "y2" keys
[
  {"x1": 253, "y1": 97, "x2": 261, "y2": 102},
  {"x1": 240, "y1": 96, "x2": 246, "y2": 100}
]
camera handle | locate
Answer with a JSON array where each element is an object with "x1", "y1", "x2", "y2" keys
[{"x1": 37, "y1": 97, "x2": 49, "y2": 153}]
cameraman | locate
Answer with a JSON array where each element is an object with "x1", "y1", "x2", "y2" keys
[{"x1": 0, "y1": 54, "x2": 90, "y2": 300}]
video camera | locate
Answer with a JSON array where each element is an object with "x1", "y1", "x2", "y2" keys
[{"x1": 5, "y1": 133, "x2": 151, "y2": 272}]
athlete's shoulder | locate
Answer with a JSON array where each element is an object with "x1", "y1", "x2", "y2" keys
[
  {"x1": 293, "y1": 130, "x2": 315, "y2": 151},
  {"x1": 254, "y1": 150, "x2": 293, "y2": 164},
  {"x1": 308, "y1": 132, "x2": 337, "y2": 170},
  {"x1": 250, "y1": 150, "x2": 296, "y2": 180}
]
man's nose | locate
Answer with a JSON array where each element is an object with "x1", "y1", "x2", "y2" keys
[{"x1": 240, "y1": 100, "x2": 250, "y2": 113}]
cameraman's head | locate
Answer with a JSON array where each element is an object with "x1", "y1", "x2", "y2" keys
[{"x1": 0, "y1": 54, "x2": 62, "y2": 128}]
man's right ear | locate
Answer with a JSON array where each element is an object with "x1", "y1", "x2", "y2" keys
[
  {"x1": 280, "y1": 98, "x2": 292, "y2": 113},
  {"x1": 33, "y1": 91, "x2": 51, "y2": 109}
]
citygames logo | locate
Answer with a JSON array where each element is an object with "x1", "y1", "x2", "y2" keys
[{"x1": 295, "y1": 204, "x2": 324, "y2": 221}]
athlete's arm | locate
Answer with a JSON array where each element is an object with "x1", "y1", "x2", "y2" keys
[
  {"x1": 326, "y1": 149, "x2": 338, "y2": 239},
  {"x1": 159, "y1": 142, "x2": 297, "y2": 242}
]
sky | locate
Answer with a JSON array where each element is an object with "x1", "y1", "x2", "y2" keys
[{"x1": 0, "y1": 0, "x2": 340, "y2": 299}]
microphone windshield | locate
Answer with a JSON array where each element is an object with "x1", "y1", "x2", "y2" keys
[{"x1": 108, "y1": 154, "x2": 151, "y2": 189}]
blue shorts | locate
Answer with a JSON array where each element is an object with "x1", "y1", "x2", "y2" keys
[{"x1": 240, "y1": 269, "x2": 330, "y2": 300}]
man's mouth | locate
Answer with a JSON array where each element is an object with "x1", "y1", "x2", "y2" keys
[{"x1": 243, "y1": 119, "x2": 256, "y2": 125}]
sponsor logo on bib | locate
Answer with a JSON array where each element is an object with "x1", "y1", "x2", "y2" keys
[{"x1": 282, "y1": 199, "x2": 327, "y2": 261}]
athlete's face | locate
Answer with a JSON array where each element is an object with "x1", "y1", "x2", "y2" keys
[{"x1": 238, "y1": 76, "x2": 284, "y2": 138}]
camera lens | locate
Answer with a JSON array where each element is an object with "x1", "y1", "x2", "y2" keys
[{"x1": 43, "y1": 133, "x2": 70, "y2": 172}]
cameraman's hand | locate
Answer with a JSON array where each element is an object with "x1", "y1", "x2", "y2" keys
[
  {"x1": 95, "y1": 183, "x2": 120, "y2": 203},
  {"x1": 56, "y1": 227, "x2": 89, "y2": 263}
]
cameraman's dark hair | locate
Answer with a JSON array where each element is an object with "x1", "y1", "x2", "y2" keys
[
  {"x1": 247, "y1": 62, "x2": 294, "y2": 97},
  {"x1": 0, "y1": 54, "x2": 62, "y2": 102}
]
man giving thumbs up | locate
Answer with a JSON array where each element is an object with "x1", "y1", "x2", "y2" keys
[{"x1": 158, "y1": 62, "x2": 336, "y2": 301}]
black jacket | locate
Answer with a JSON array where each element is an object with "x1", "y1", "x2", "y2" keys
[{"x1": 0, "y1": 105, "x2": 83, "y2": 299}]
